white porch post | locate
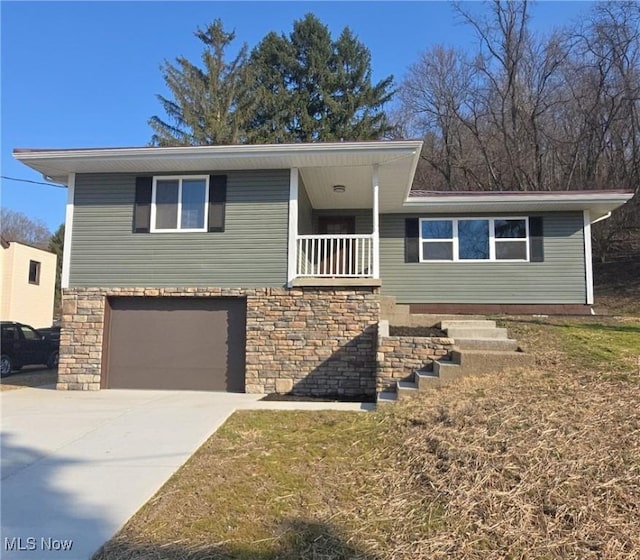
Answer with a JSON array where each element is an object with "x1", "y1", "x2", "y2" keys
[
  {"x1": 583, "y1": 210, "x2": 594, "y2": 305},
  {"x1": 372, "y1": 164, "x2": 380, "y2": 279},
  {"x1": 287, "y1": 168, "x2": 299, "y2": 287}
]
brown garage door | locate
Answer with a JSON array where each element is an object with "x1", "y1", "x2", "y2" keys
[{"x1": 104, "y1": 297, "x2": 246, "y2": 391}]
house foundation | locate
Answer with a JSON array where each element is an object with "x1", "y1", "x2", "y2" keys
[{"x1": 58, "y1": 286, "x2": 379, "y2": 397}]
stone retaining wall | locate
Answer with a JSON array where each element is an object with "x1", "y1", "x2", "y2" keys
[
  {"x1": 377, "y1": 335, "x2": 455, "y2": 392},
  {"x1": 59, "y1": 287, "x2": 379, "y2": 397}
]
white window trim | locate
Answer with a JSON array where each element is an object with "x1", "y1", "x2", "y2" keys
[
  {"x1": 419, "y1": 217, "x2": 530, "y2": 263},
  {"x1": 150, "y1": 175, "x2": 209, "y2": 233}
]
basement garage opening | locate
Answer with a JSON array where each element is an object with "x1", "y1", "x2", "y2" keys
[{"x1": 103, "y1": 297, "x2": 246, "y2": 391}]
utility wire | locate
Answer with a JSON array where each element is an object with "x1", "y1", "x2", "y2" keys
[{"x1": 1, "y1": 175, "x2": 66, "y2": 187}]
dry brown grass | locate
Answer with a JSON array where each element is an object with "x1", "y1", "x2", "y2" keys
[
  {"x1": 380, "y1": 367, "x2": 640, "y2": 559},
  {"x1": 594, "y1": 258, "x2": 640, "y2": 315},
  {"x1": 95, "y1": 318, "x2": 640, "y2": 560}
]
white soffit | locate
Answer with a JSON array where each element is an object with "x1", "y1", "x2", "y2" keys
[
  {"x1": 300, "y1": 156, "x2": 415, "y2": 210},
  {"x1": 12, "y1": 141, "x2": 423, "y2": 193}
]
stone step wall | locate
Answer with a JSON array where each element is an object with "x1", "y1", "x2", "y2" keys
[{"x1": 377, "y1": 335, "x2": 455, "y2": 392}]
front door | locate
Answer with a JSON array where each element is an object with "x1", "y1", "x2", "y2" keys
[{"x1": 318, "y1": 216, "x2": 356, "y2": 275}]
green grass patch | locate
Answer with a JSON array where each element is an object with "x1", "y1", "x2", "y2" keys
[
  {"x1": 94, "y1": 409, "x2": 440, "y2": 559},
  {"x1": 557, "y1": 321, "x2": 640, "y2": 370},
  {"x1": 498, "y1": 316, "x2": 639, "y2": 378}
]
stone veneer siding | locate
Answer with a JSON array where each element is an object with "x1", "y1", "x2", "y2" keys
[
  {"x1": 377, "y1": 335, "x2": 455, "y2": 392},
  {"x1": 59, "y1": 287, "x2": 379, "y2": 397}
]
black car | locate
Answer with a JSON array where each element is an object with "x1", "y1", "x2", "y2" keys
[
  {"x1": 0, "y1": 321, "x2": 60, "y2": 377},
  {"x1": 38, "y1": 326, "x2": 61, "y2": 342}
]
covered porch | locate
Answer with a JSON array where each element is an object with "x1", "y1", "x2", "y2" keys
[{"x1": 286, "y1": 142, "x2": 422, "y2": 286}]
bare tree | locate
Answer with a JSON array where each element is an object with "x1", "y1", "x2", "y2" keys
[
  {"x1": 400, "y1": 46, "x2": 477, "y2": 189},
  {"x1": 561, "y1": 2, "x2": 640, "y2": 259},
  {"x1": 396, "y1": 0, "x2": 640, "y2": 259},
  {"x1": 0, "y1": 208, "x2": 52, "y2": 250}
]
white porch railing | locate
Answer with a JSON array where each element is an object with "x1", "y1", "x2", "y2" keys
[{"x1": 296, "y1": 234, "x2": 374, "y2": 278}]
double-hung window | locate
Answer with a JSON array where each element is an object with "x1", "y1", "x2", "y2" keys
[
  {"x1": 151, "y1": 176, "x2": 209, "y2": 232},
  {"x1": 494, "y1": 219, "x2": 528, "y2": 260},
  {"x1": 420, "y1": 217, "x2": 529, "y2": 262},
  {"x1": 420, "y1": 220, "x2": 455, "y2": 260}
]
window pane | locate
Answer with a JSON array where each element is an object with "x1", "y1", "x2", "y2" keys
[
  {"x1": 20, "y1": 326, "x2": 41, "y2": 341},
  {"x1": 496, "y1": 241, "x2": 527, "y2": 260},
  {"x1": 155, "y1": 180, "x2": 179, "y2": 229},
  {"x1": 181, "y1": 179, "x2": 206, "y2": 229},
  {"x1": 495, "y1": 219, "x2": 526, "y2": 238},
  {"x1": 459, "y1": 220, "x2": 489, "y2": 259},
  {"x1": 422, "y1": 241, "x2": 453, "y2": 260},
  {"x1": 422, "y1": 220, "x2": 453, "y2": 240},
  {"x1": 2, "y1": 325, "x2": 19, "y2": 341}
]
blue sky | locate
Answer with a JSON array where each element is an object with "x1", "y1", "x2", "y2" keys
[{"x1": 1, "y1": 1, "x2": 591, "y2": 232}]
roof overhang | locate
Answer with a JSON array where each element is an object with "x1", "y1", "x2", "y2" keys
[
  {"x1": 13, "y1": 143, "x2": 633, "y2": 218},
  {"x1": 13, "y1": 141, "x2": 423, "y2": 211},
  {"x1": 404, "y1": 191, "x2": 635, "y2": 222}
]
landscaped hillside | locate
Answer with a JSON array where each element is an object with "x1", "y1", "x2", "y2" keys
[{"x1": 94, "y1": 313, "x2": 640, "y2": 560}]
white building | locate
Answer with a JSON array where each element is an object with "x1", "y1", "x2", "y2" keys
[{"x1": 1, "y1": 238, "x2": 57, "y2": 328}]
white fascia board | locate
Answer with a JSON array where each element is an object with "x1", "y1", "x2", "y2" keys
[
  {"x1": 406, "y1": 192, "x2": 633, "y2": 206},
  {"x1": 13, "y1": 141, "x2": 424, "y2": 168},
  {"x1": 13, "y1": 140, "x2": 423, "y2": 186},
  {"x1": 403, "y1": 193, "x2": 633, "y2": 216}
]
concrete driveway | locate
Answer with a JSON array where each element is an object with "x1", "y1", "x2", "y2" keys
[{"x1": 1, "y1": 386, "x2": 370, "y2": 560}]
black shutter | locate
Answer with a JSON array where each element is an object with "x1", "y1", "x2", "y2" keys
[
  {"x1": 529, "y1": 216, "x2": 544, "y2": 262},
  {"x1": 405, "y1": 218, "x2": 420, "y2": 263},
  {"x1": 208, "y1": 175, "x2": 227, "y2": 232},
  {"x1": 133, "y1": 177, "x2": 152, "y2": 233}
]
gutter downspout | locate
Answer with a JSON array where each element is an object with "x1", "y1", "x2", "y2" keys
[{"x1": 590, "y1": 211, "x2": 612, "y2": 225}]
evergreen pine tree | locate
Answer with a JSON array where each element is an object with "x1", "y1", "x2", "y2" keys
[
  {"x1": 149, "y1": 15, "x2": 394, "y2": 145},
  {"x1": 149, "y1": 20, "x2": 255, "y2": 146},
  {"x1": 250, "y1": 14, "x2": 394, "y2": 142}
]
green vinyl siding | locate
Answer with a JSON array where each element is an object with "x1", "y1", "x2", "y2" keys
[
  {"x1": 380, "y1": 212, "x2": 587, "y2": 304},
  {"x1": 298, "y1": 178, "x2": 314, "y2": 235},
  {"x1": 70, "y1": 170, "x2": 289, "y2": 287}
]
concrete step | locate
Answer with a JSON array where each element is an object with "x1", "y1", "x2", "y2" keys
[
  {"x1": 376, "y1": 391, "x2": 398, "y2": 405},
  {"x1": 450, "y1": 349, "x2": 534, "y2": 373},
  {"x1": 384, "y1": 313, "x2": 428, "y2": 326},
  {"x1": 396, "y1": 380, "x2": 419, "y2": 399},
  {"x1": 439, "y1": 319, "x2": 497, "y2": 329},
  {"x1": 445, "y1": 327, "x2": 508, "y2": 339},
  {"x1": 432, "y1": 359, "x2": 466, "y2": 381},
  {"x1": 415, "y1": 369, "x2": 442, "y2": 389},
  {"x1": 453, "y1": 338, "x2": 520, "y2": 351},
  {"x1": 384, "y1": 313, "x2": 489, "y2": 328}
]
